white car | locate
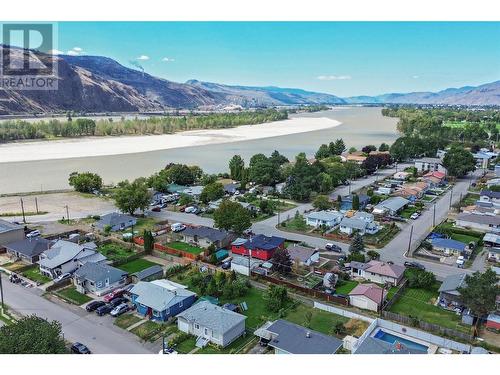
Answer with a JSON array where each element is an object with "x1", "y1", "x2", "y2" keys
[
  {"x1": 170, "y1": 223, "x2": 186, "y2": 232},
  {"x1": 410, "y1": 212, "x2": 420, "y2": 220},
  {"x1": 110, "y1": 303, "x2": 130, "y2": 317},
  {"x1": 456, "y1": 256, "x2": 465, "y2": 268},
  {"x1": 185, "y1": 206, "x2": 196, "y2": 213},
  {"x1": 54, "y1": 273, "x2": 72, "y2": 283},
  {"x1": 26, "y1": 229, "x2": 41, "y2": 238}
]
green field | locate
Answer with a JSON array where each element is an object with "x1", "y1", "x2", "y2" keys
[
  {"x1": 21, "y1": 266, "x2": 51, "y2": 284},
  {"x1": 55, "y1": 287, "x2": 93, "y2": 305},
  {"x1": 168, "y1": 241, "x2": 205, "y2": 255},
  {"x1": 117, "y1": 258, "x2": 161, "y2": 274},
  {"x1": 284, "y1": 303, "x2": 349, "y2": 335},
  {"x1": 389, "y1": 286, "x2": 472, "y2": 333},
  {"x1": 98, "y1": 243, "x2": 136, "y2": 261},
  {"x1": 333, "y1": 280, "x2": 359, "y2": 295}
]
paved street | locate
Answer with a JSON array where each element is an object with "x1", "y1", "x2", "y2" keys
[{"x1": 1, "y1": 276, "x2": 154, "y2": 354}]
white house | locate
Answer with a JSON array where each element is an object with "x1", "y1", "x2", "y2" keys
[
  {"x1": 339, "y1": 217, "x2": 379, "y2": 236},
  {"x1": 305, "y1": 210, "x2": 343, "y2": 228},
  {"x1": 349, "y1": 260, "x2": 405, "y2": 286},
  {"x1": 372, "y1": 197, "x2": 410, "y2": 216},
  {"x1": 414, "y1": 157, "x2": 447, "y2": 174},
  {"x1": 176, "y1": 300, "x2": 246, "y2": 348},
  {"x1": 455, "y1": 213, "x2": 500, "y2": 233},
  {"x1": 230, "y1": 254, "x2": 261, "y2": 276},
  {"x1": 478, "y1": 190, "x2": 500, "y2": 208},
  {"x1": 348, "y1": 283, "x2": 387, "y2": 312}
]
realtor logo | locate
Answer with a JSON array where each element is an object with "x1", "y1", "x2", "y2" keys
[{"x1": 0, "y1": 23, "x2": 58, "y2": 90}]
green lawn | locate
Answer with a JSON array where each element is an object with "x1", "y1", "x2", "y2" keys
[
  {"x1": 280, "y1": 214, "x2": 312, "y2": 232},
  {"x1": 197, "y1": 334, "x2": 256, "y2": 354},
  {"x1": 132, "y1": 218, "x2": 159, "y2": 233},
  {"x1": 21, "y1": 266, "x2": 51, "y2": 284},
  {"x1": 97, "y1": 243, "x2": 136, "y2": 261},
  {"x1": 175, "y1": 336, "x2": 197, "y2": 354},
  {"x1": 335, "y1": 280, "x2": 359, "y2": 295},
  {"x1": 364, "y1": 224, "x2": 400, "y2": 248},
  {"x1": 400, "y1": 206, "x2": 419, "y2": 219},
  {"x1": 55, "y1": 287, "x2": 93, "y2": 305},
  {"x1": 130, "y1": 320, "x2": 175, "y2": 342},
  {"x1": 450, "y1": 233, "x2": 481, "y2": 245},
  {"x1": 284, "y1": 303, "x2": 349, "y2": 335},
  {"x1": 117, "y1": 258, "x2": 161, "y2": 274},
  {"x1": 168, "y1": 241, "x2": 205, "y2": 255},
  {"x1": 460, "y1": 193, "x2": 480, "y2": 207},
  {"x1": 114, "y1": 313, "x2": 143, "y2": 329},
  {"x1": 389, "y1": 286, "x2": 472, "y2": 333}
]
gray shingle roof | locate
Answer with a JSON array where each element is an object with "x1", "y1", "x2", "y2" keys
[
  {"x1": 38, "y1": 240, "x2": 99, "y2": 269},
  {"x1": 182, "y1": 226, "x2": 230, "y2": 242},
  {"x1": 96, "y1": 212, "x2": 135, "y2": 228},
  {"x1": 132, "y1": 265, "x2": 164, "y2": 280},
  {"x1": 287, "y1": 245, "x2": 318, "y2": 263},
  {"x1": 0, "y1": 219, "x2": 23, "y2": 234},
  {"x1": 457, "y1": 213, "x2": 500, "y2": 226},
  {"x1": 340, "y1": 217, "x2": 368, "y2": 230},
  {"x1": 176, "y1": 300, "x2": 246, "y2": 333},
  {"x1": 438, "y1": 273, "x2": 467, "y2": 294},
  {"x1": 306, "y1": 210, "x2": 343, "y2": 222},
  {"x1": 4, "y1": 237, "x2": 51, "y2": 257},
  {"x1": 130, "y1": 281, "x2": 196, "y2": 312},
  {"x1": 374, "y1": 197, "x2": 410, "y2": 212},
  {"x1": 265, "y1": 319, "x2": 342, "y2": 354},
  {"x1": 74, "y1": 262, "x2": 127, "y2": 283}
]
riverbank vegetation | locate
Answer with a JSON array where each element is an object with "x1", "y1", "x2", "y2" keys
[{"x1": 0, "y1": 109, "x2": 288, "y2": 142}]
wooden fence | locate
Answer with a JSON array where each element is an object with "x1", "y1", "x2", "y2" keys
[
  {"x1": 133, "y1": 237, "x2": 201, "y2": 260},
  {"x1": 382, "y1": 278, "x2": 408, "y2": 311},
  {"x1": 381, "y1": 310, "x2": 473, "y2": 343},
  {"x1": 251, "y1": 272, "x2": 349, "y2": 306}
]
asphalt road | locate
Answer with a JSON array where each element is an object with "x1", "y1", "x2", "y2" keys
[{"x1": 1, "y1": 276, "x2": 154, "y2": 354}]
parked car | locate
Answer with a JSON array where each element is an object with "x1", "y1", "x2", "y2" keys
[
  {"x1": 221, "y1": 261, "x2": 231, "y2": 270},
  {"x1": 170, "y1": 223, "x2": 186, "y2": 232},
  {"x1": 159, "y1": 348, "x2": 178, "y2": 354},
  {"x1": 151, "y1": 206, "x2": 161, "y2": 212},
  {"x1": 26, "y1": 229, "x2": 41, "y2": 238},
  {"x1": 85, "y1": 300, "x2": 106, "y2": 312},
  {"x1": 110, "y1": 303, "x2": 130, "y2": 317},
  {"x1": 404, "y1": 261, "x2": 425, "y2": 270},
  {"x1": 325, "y1": 243, "x2": 342, "y2": 253},
  {"x1": 103, "y1": 288, "x2": 125, "y2": 302},
  {"x1": 71, "y1": 342, "x2": 91, "y2": 354},
  {"x1": 109, "y1": 297, "x2": 128, "y2": 307},
  {"x1": 185, "y1": 206, "x2": 196, "y2": 213},
  {"x1": 54, "y1": 273, "x2": 72, "y2": 283},
  {"x1": 9, "y1": 274, "x2": 21, "y2": 284},
  {"x1": 456, "y1": 256, "x2": 465, "y2": 268},
  {"x1": 410, "y1": 212, "x2": 420, "y2": 220},
  {"x1": 95, "y1": 304, "x2": 114, "y2": 316}
]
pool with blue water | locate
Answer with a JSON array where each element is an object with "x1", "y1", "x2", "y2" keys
[{"x1": 373, "y1": 329, "x2": 429, "y2": 352}]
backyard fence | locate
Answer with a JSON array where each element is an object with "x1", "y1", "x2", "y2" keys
[
  {"x1": 314, "y1": 301, "x2": 375, "y2": 323},
  {"x1": 251, "y1": 272, "x2": 349, "y2": 306},
  {"x1": 382, "y1": 278, "x2": 408, "y2": 311},
  {"x1": 111, "y1": 251, "x2": 147, "y2": 267},
  {"x1": 134, "y1": 237, "x2": 202, "y2": 260},
  {"x1": 381, "y1": 310, "x2": 473, "y2": 343}
]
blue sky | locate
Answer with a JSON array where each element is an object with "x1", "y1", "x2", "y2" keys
[{"x1": 54, "y1": 22, "x2": 500, "y2": 97}]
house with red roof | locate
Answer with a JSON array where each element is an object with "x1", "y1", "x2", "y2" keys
[
  {"x1": 348, "y1": 283, "x2": 387, "y2": 312},
  {"x1": 423, "y1": 171, "x2": 446, "y2": 187}
]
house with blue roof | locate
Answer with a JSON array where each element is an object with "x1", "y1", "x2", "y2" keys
[
  {"x1": 430, "y1": 238, "x2": 472, "y2": 257},
  {"x1": 129, "y1": 280, "x2": 197, "y2": 321},
  {"x1": 231, "y1": 234, "x2": 285, "y2": 261}
]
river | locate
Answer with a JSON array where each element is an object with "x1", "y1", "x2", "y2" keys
[{"x1": 0, "y1": 106, "x2": 399, "y2": 194}]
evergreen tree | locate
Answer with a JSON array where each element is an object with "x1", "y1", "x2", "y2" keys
[{"x1": 349, "y1": 233, "x2": 365, "y2": 253}]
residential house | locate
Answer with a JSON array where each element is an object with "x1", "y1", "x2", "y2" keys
[
  {"x1": 423, "y1": 171, "x2": 446, "y2": 187},
  {"x1": 209, "y1": 199, "x2": 258, "y2": 213},
  {"x1": 230, "y1": 234, "x2": 285, "y2": 261},
  {"x1": 344, "y1": 152, "x2": 367, "y2": 164},
  {"x1": 176, "y1": 300, "x2": 246, "y2": 348},
  {"x1": 95, "y1": 212, "x2": 137, "y2": 232},
  {"x1": 73, "y1": 262, "x2": 128, "y2": 296},
  {"x1": 486, "y1": 178, "x2": 500, "y2": 188},
  {"x1": 339, "y1": 194, "x2": 370, "y2": 211},
  {"x1": 223, "y1": 182, "x2": 240, "y2": 195},
  {"x1": 167, "y1": 183, "x2": 189, "y2": 194},
  {"x1": 287, "y1": 245, "x2": 320, "y2": 266},
  {"x1": 38, "y1": 240, "x2": 106, "y2": 279},
  {"x1": 495, "y1": 165, "x2": 500, "y2": 178},
  {"x1": 305, "y1": 210, "x2": 343, "y2": 228},
  {"x1": 182, "y1": 186, "x2": 204, "y2": 199},
  {"x1": 485, "y1": 314, "x2": 500, "y2": 331},
  {"x1": 414, "y1": 157, "x2": 447, "y2": 174},
  {"x1": 483, "y1": 232, "x2": 500, "y2": 249},
  {"x1": 473, "y1": 150, "x2": 497, "y2": 169},
  {"x1": 131, "y1": 265, "x2": 164, "y2": 283},
  {"x1": 0, "y1": 219, "x2": 24, "y2": 248},
  {"x1": 372, "y1": 197, "x2": 410, "y2": 216},
  {"x1": 275, "y1": 182, "x2": 286, "y2": 194},
  {"x1": 348, "y1": 283, "x2": 387, "y2": 312},
  {"x1": 478, "y1": 190, "x2": 500, "y2": 208},
  {"x1": 181, "y1": 226, "x2": 234, "y2": 249},
  {"x1": 392, "y1": 171, "x2": 410, "y2": 181},
  {"x1": 394, "y1": 182, "x2": 428, "y2": 201},
  {"x1": 438, "y1": 273, "x2": 467, "y2": 310},
  {"x1": 349, "y1": 260, "x2": 405, "y2": 286},
  {"x1": 487, "y1": 247, "x2": 500, "y2": 263},
  {"x1": 339, "y1": 217, "x2": 379, "y2": 236},
  {"x1": 254, "y1": 319, "x2": 342, "y2": 354},
  {"x1": 455, "y1": 213, "x2": 500, "y2": 233},
  {"x1": 4, "y1": 237, "x2": 51, "y2": 264},
  {"x1": 129, "y1": 280, "x2": 196, "y2": 321},
  {"x1": 430, "y1": 238, "x2": 472, "y2": 258}
]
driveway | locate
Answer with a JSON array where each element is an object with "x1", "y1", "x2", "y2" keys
[{"x1": 1, "y1": 277, "x2": 153, "y2": 354}]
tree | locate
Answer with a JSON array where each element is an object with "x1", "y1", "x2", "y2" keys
[
  {"x1": 229, "y1": 155, "x2": 245, "y2": 180},
  {"x1": 349, "y1": 233, "x2": 365, "y2": 253},
  {"x1": 259, "y1": 199, "x2": 274, "y2": 215},
  {"x1": 379, "y1": 142, "x2": 390, "y2": 152},
  {"x1": 312, "y1": 195, "x2": 332, "y2": 211},
  {"x1": 367, "y1": 250, "x2": 380, "y2": 260},
  {"x1": 318, "y1": 172, "x2": 333, "y2": 193},
  {"x1": 458, "y1": 269, "x2": 499, "y2": 330},
  {"x1": 68, "y1": 171, "x2": 102, "y2": 193},
  {"x1": 164, "y1": 163, "x2": 197, "y2": 185},
  {"x1": 352, "y1": 193, "x2": 360, "y2": 210},
  {"x1": 332, "y1": 138, "x2": 346, "y2": 155},
  {"x1": 143, "y1": 230, "x2": 154, "y2": 254},
  {"x1": 0, "y1": 315, "x2": 66, "y2": 354},
  {"x1": 348, "y1": 147, "x2": 357, "y2": 154},
  {"x1": 114, "y1": 178, "x2": 151, "y2": 215},
  {"x1": 315, "y1": 144, "x2": 330, "y2": 159},
  {"x1": 284, "y1": 153, "x2": 321, "y2": 201},
  {"x1": 271, "y1": 247, "x2": 293, "y2": 275},
  {"x1": 248, "y1": 153, "x2": 280, "y2": 185},
  {"x1": 347, "y1": 251, "x2": 366, "y2": 263},
  {"x1": 404, "y1": 268, "x2": 436, "y2": 290},
  {"x1": 213, "y1": 200, "x2": 252, "y2": 234},
  {"x1": 199, "y1": 182, "x2": 225, "y2": 204},
  {"x1": 265, "y1": 285, "x2": 288, "y2": 312},
  {"x1": 361, "y1": 145, "x2": 377, "y2": 154},
  {"x1": 443, "y1": 145, "x2": 476, "y2": 177}
]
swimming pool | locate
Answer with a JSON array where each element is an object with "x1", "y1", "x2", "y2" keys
[{"x1": 373, "y1": 329, "x2": 429, "y2": 352}]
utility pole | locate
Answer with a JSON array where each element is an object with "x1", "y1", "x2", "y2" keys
[
  {"x1": 0, "y1": 272, "x2": 4, "y2": 312},
  {"x1": 449, "y1": 188, "x2": 453, "y2": 209},
  {"x1": 35, "y1": 197, "x2": 39, "y2": 214},
  {"x1": 277, "y1": 211, "x2": 280, "y2": 227},
  {"x1": 20, "y1": 198, "x2": 26, "y2": 224},
  {"x1": 65, "y1": 205, "x2": 70, "y2": 224},
  {"x1": 433, "y1": 204, "x2": 436, "y2": 227},
  {"x1": 407, "y1": 225, "x2": 414, "y2": 255}
]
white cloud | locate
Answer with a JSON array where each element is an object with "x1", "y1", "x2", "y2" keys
[
  {"x1": 48, "y1": 49, "x2": 64, "y2": 55},
  {"x1": 66, "y1": 47, "x2": 84, "y2": 56},
  {"x1": 137, "y1": 55, "x2": 150, "y2": 61},
  {"x1": 72, "y1": 47, "x2": 82, "y2": 52},
  {"x1": 161, "y1": 57, "x2": 175, "y2": 62},
  {"x1": 412, "y1": 75, "x2": 420, "y2": 79},
  {"x1": 317, "y1": 75, "x2": 352, "y2": 81}
]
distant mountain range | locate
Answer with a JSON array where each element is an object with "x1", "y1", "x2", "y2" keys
[{"x1": 0, "y1": 45, "x2": 498, "y2": 115}]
